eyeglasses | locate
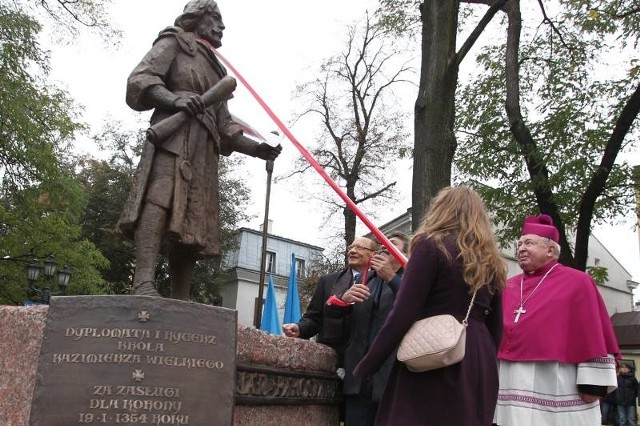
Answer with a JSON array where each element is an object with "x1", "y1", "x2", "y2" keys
[{"x1": 348, "y1": 244, "x2": 375, "y2": 252}]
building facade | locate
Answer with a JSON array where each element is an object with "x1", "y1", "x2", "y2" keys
[{"x1": 220, "y1": 227, "x2": 324, "y2": 327}]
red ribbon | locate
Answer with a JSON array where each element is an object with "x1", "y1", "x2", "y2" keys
[
  {"x1": 211, "y1": 48, "x2": 407, "y2": 267},
  {"x1": 326, "y1": 294, "x2": 351, "y2": 307}
]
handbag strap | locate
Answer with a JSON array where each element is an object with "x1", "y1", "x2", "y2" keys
[{"x1": 461, "y1": 289, "x2": 478, "y2": 326}]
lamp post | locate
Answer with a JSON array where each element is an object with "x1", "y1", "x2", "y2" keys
[
  {"x1": 254, "y1": 158, "x2": 274, "y2": 328},
  {"x1": 27, "y1": 255, "x2": 72, "y2": 304},
  {"x1": 253, "y1": 130, "x2": 282, "y2": 328}
]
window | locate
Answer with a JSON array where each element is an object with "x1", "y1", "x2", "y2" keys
[
  {"x1": 295, "y1": 258, "x2": 306, "y2": 279},
  {"x1": 594, "y1": 258, "x2": 601, "y2": 266},
  {"x1": 266, "y1": 251, "x2": 276, "y2": 273}
]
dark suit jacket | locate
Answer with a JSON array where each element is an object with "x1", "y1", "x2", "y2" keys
[
  {"x1": 297, "y1": 268, "x2": 355, "y2": 366},
  {"x1": 342, "y1": 271, "x2": 402, "y2": 401}
]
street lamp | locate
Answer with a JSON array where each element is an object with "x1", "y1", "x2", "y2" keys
[{"x1": 27, "y1": 255, "x2": 72, "y2": 304}]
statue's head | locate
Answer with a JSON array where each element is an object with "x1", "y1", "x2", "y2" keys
[{"x1": 175, "y1": 0, "x2": 224, "y2": 48}]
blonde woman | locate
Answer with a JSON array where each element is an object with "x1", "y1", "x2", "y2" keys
[{"x1": 353, "y1": 186, "x2": 507, "y2": 426}]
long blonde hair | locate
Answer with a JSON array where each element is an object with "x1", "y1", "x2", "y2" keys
[{"x1": 409, "y1": 186, "x2": 507, "y2": 293}]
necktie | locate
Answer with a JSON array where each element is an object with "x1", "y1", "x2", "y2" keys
[{"x1": 353, "y1": 273, "x2": 361, "y2": 284}]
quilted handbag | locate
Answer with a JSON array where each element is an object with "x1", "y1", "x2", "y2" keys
[{"x1": 397, "y1": 290, "x2": 478, "y2": 372}]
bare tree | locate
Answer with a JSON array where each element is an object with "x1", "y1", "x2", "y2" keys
[{"x1": 286, "y1": 14, "x2": 413, "y2": 260}]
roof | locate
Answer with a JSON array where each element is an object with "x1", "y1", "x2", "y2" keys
[
  {"x1": 235, "y1": 227, "x2": 325, "y2": 251},
  {"x1": 611, "y1": 311, "x2": 640, "y2": 348}
]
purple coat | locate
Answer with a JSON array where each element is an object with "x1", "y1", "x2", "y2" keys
[{"x1": 353, "y1": 236, "x2": 503, "y2": 426}]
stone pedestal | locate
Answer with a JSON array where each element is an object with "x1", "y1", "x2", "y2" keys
[
  {"x1": 0, "y1": 305, "x2": 47, "y2": 426},
  {"x1": 0, "y1": 305, "x2": 340, "y2": 426}
]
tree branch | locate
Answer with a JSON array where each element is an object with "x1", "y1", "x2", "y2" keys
[
  {"x1": 574, "y1": 81, "x2": 640, "y2": 269},
  {"x1": 536, "y1": 0, "x2": 571, "y2": 51},
  {"x1": 455, "y1": 0, "x2": 509, "y2": 67},
  {"x1": 503, "y1": 0, "x2": 574, "y2": 265},
  {"x1": 355, "y1": 181, "x2": 397, "y2": 204}
]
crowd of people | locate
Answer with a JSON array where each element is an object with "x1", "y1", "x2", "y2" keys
[
  {"x1": 283, "y1": 186, "x2": 622, "y2": 426},
  {"x1": 601, "y1": 362, "x2": 639, "y2": 426},
  {"x1": 114, "y1": 2, "x2": 627, "y2": 423}
]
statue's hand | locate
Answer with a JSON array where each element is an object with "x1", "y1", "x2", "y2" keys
[
  {"x1": 173, "y1": 95, "x2": 205, "y2": 116},
  {"x1": 256, "y1": 143, "x2": 282, "y2": 161}
]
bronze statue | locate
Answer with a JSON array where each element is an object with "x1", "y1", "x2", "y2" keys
[{"x1": 117, "y1": 0, "x2": 281, "y2": 299}]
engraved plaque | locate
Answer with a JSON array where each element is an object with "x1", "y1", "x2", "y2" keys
[{"x1": 29, "y1": 296, "x2": 237, "y2": 426}]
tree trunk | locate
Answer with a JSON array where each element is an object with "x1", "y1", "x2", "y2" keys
[
  {"x1": 574, "y1": 82, "x2": 640, "y2": 270},
  {"x1": 503, "y1": 0, "x2": 574, "y2": 266},
  {"x1": 343, "y1": 206, "x2": 357, "y2": 263},
  {"x1": 343, "y1": 181, "x2": 358, "y2": 264},
  {"x1": 412, "y1": 0, "x2": 460, "y2": 231}
]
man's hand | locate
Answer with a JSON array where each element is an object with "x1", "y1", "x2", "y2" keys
[
  {"x1": 173, "y1": 95, "x2": 205, "y2": 116},
  {"x1": 256, "y1": 143, "x2": 282, "y2": 161},
  {"x1": 342, "y1": 283, "x2": 370, "y2": 304},
  {"x1": 370, "y1": 253, "x2": 397, "y2": 283},
  {"x1": 578, "y1": 392, "x2": 600, "y2": 403},
  {"x1": 283, "y1": 323, "x2": 300, "y2": 338}
]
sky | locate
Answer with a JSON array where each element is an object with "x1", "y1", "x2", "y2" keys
[
  {"x1": 44, "y1": 0, "x2": 640, "y2": 283},
  {"x1": 47, "y1": 0, "x2": 414, "y2": 245}
]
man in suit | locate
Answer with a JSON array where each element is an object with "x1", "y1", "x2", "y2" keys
[
  {"x1": 283, "y1": 236, "x2": 377, "y2": 367},
  {"x1": 339, "y1": 232, "x2": 409, "y2": 426}
]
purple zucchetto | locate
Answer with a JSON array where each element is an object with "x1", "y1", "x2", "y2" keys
[{"x1": 521, "y1": 214, "x2": 559, "y2": 243}]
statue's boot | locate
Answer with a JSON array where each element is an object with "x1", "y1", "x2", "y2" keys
[
  {"x1": 169, "y1": 253, "x2": 195, "y2": 301},
  {"x1": 131, "y1": 280, "x2": 160, "y2": 297},
  {"x1": 131, "y1": 203, "x2": 167, "y2": 298}
]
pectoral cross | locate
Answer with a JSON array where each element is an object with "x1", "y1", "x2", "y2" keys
[{"x1": 513, "y1": 306, "x2": 526, "y2": 323}]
